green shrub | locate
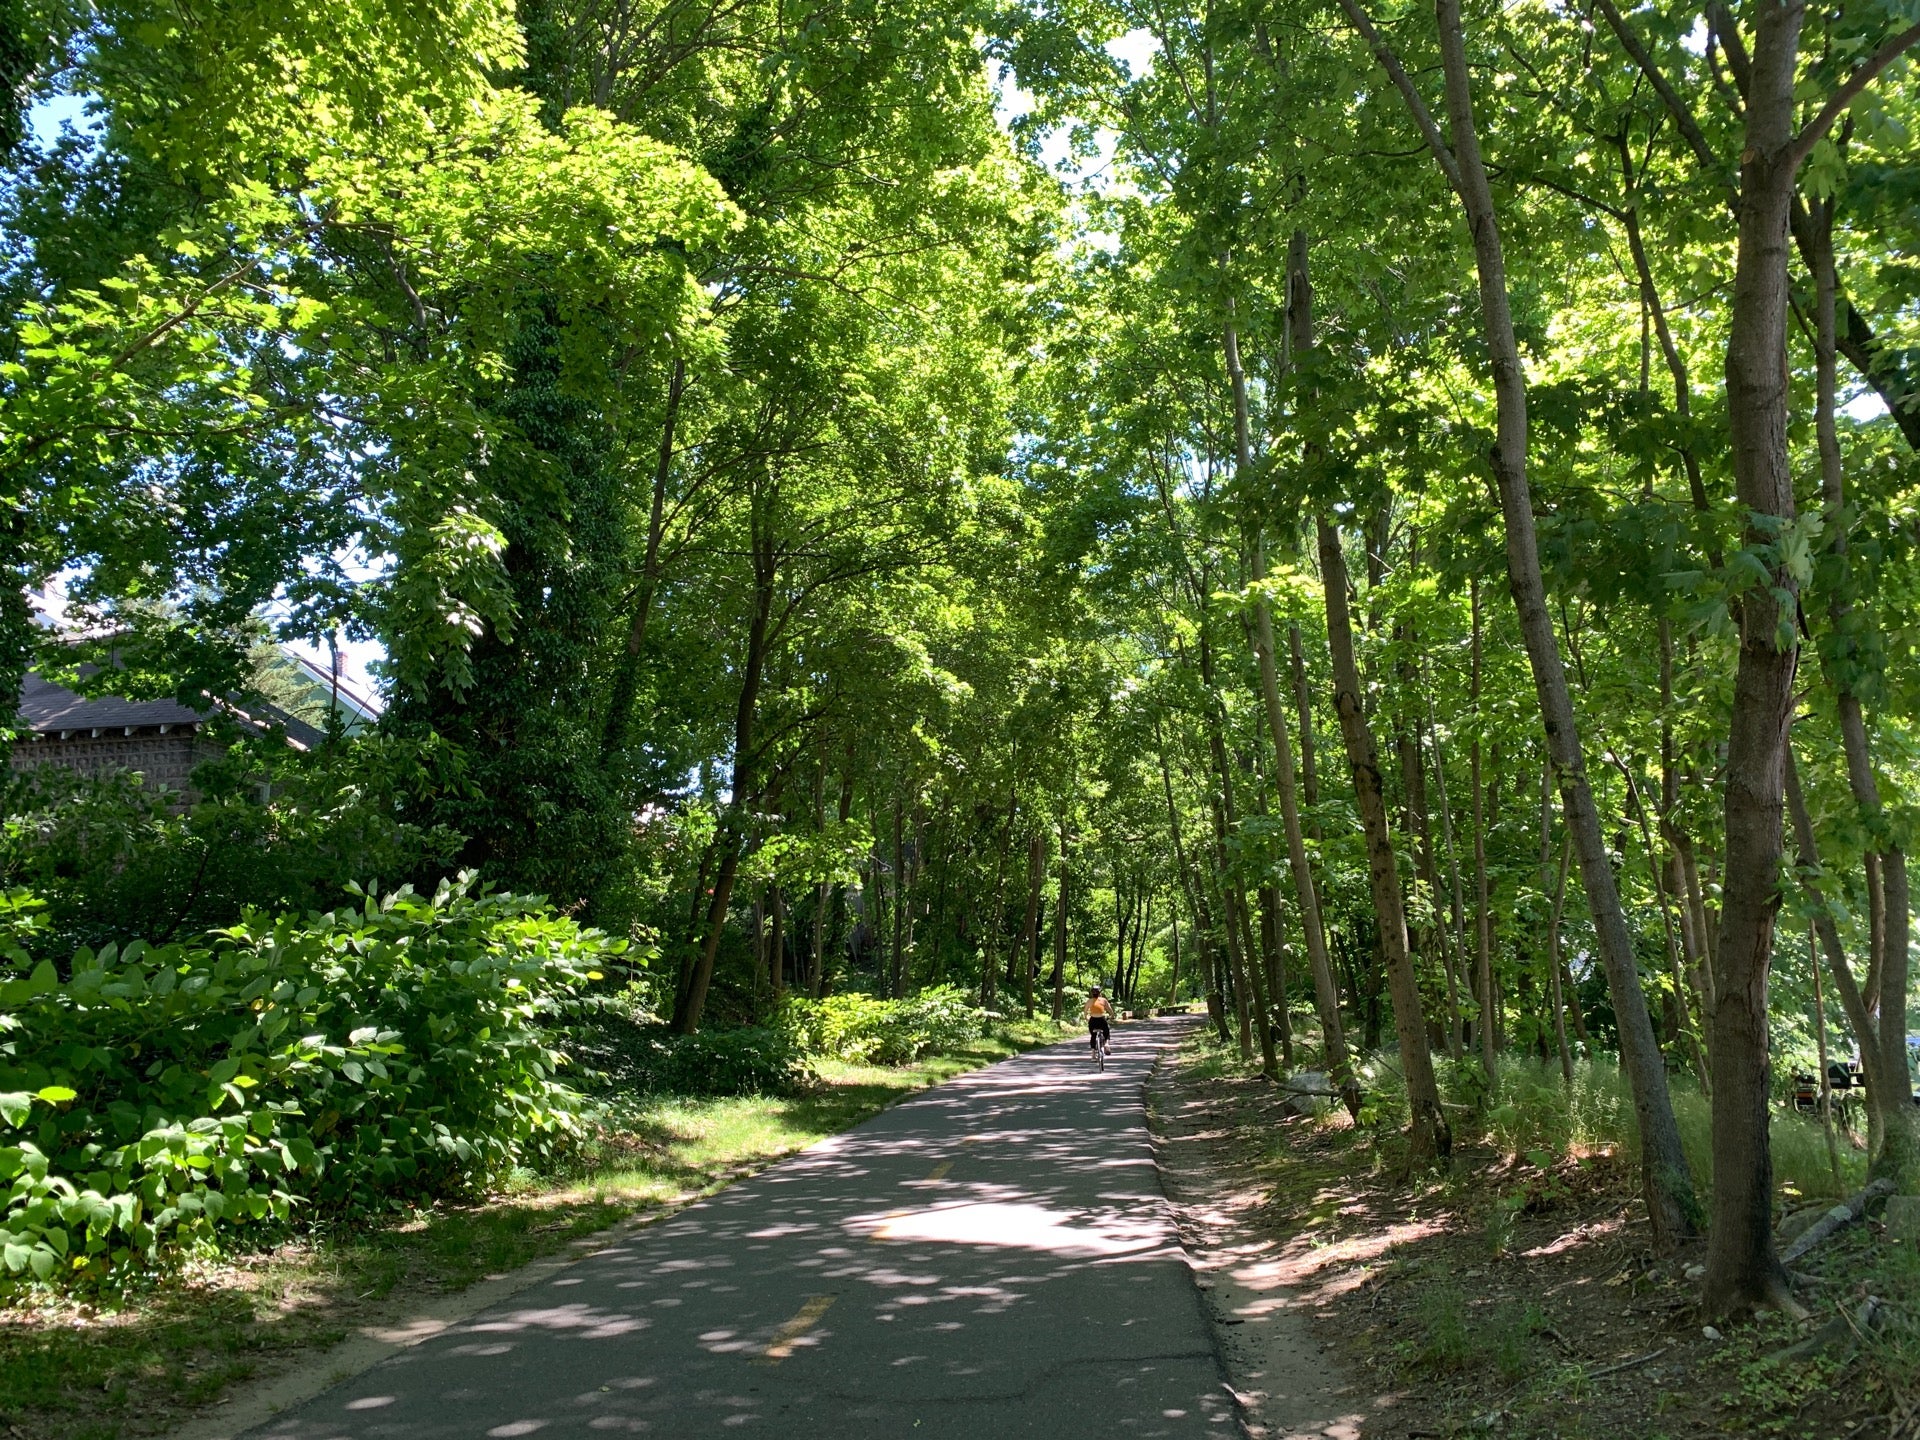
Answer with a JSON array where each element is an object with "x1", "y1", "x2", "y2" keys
[
  {"x1": 572, "y1": 1016, "x2": 810, "y2": 1098},
  {"x1": 784, "y1": 984, "x2": 987, "y2": 1065},
  {"x1": 0, "y1": 874, "x2": 623, "y2": 1288},
  {"x1": 1, "y1": 740, "x2": 468, "y2": 958}
]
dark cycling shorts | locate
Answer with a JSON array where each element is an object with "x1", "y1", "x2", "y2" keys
[{"x1": 1089, "y1": 1017, "x2": 1111, "y2": 1040}]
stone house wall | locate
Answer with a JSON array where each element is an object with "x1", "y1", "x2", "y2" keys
[{"x1": 10, "y1": 731, "x2": 218, "y2": 797}]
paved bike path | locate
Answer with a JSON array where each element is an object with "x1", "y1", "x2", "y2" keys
[{"x1": 249, "y1": 1016, "x2": 1235, "y2": 1438}]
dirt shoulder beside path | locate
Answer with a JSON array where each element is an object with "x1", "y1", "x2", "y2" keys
[
  {"x1": 1146, "y1": 1034, "x2": 1908, "y2": 1440},
  {"x1": 1147, "y1": 1037, "x2": 1372, "y2": 1439}
]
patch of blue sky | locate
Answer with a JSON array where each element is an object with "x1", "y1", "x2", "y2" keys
[{"x1": 27, "y1": 93, "x2": 100, "y2": 148}]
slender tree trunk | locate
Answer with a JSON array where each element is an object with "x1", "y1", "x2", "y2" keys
[
  {"x1": 1260, "y1": 883, "x2": 1294, "y2": 1069},
  {"x1": 1167, "y1": 888, "x2": 1183, "y2": 1009},
  {"x1": 1234, "y1": 867, "x2": 1278, "y2": 1076},
  {"x1": 1616, "y1": 755, "x2": 1711, "y2": 1092},
  {"x1": 1019, "y1": 831, "x2": 1045, "y2": 1018},
  {"x1": 983, "y1": 779, "x2": 1016, "y2": 1010},
  {"x1": 889, "y1": 797, "x2": 907, "y2": 1001},
  {"x1": 1199, "y1": 626, "x2": 1259, "y2": 1065},
  {"x1": 802, "y1": 759, "x2": 827, "y2": 1009},
  {"x1": 756, "y1": 890, "x2": 771, "y2": 1013},
  {"x1": 602, "y1": 357, "x2": 685, "y2": 756},
  {"x1": 1787, "y1": 752, "x2": 1918, "y2": 1181},
  {"x1": 1289, "y1": 623, "x2": 1322, "y2": 828},
  {"x1": 671, "y1": 522, "x2": 775, "y2": 1035},
  {"x1": 1547, "y1": 836, "x2": 1575, "y2": 1084},
  {"x1": 1157, "y1": 726, "x2": 1203, "y2": 1019},
  {"x1": 1811, "y1": 921, "x2": 1845, "y2": 1191},
  {"x1": 1658, "y1": 623, "x2": 1715, "y2": 1046},
  {"x1": 1393, "y1": 591, "x2": 1460, "y2": 1067},
  {"x1": 1470, "y1": 582, "x2": 1497, "y2": 1081},
  {"x1": 1700, "y1": 0, "x2": 1812, "y2": 1315},
  {"x1": 1053, "y1": 815, "x2": 1069, "y2": 1022},
  {"x1": 1809, "y1": 199, "x2": 1919, "y2": 1189},
  {"x1": 1427, "y1": 694, "x2": 1475, "y2": 1056},
  {"x1": 815, "y1": 765, "x2": 854, "y2": 997},
  {"x1": 769, "y1": 887, "x2": 786, "y2": 1001},
  {"x1": 1320, "y1": 514, "x2": 1448, "y2": 1160},
  {"x1": 1339, "y1": 0, "x2": 1698, "y2": 1241},
  {"x1": 1253, "y1": 536, "x2": 1353, "y2": 1093}
]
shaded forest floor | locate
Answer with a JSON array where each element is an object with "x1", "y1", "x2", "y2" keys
[
  {"x1": 1158, "y1": 1033, "x2": 1920, "y2": 1440},
  {"x1": 0, "y1": 1024, "x2": 1072, "y2": 1440}
]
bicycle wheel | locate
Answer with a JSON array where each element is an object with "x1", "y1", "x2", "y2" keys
[{"x1": 1095, "y1": 1038, "x2": 1105, "y2": 1072}]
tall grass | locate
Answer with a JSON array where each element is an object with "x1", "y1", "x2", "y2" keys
[{"x1": 1348, "y1": 1048, "x2": 1866, "y2": 1201}]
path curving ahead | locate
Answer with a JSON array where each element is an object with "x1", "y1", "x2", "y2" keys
[{"x1": 248, "y1": 1016, "x2": 1237, "y2": 1438}]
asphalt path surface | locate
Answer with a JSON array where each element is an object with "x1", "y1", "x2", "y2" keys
[{"x1": 248, "y1": 1015, "x2": 1236, "y2": 1439}]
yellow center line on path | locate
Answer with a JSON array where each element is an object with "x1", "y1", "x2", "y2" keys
[
  {"x1": 760, "y1": 1295, "x2": 836, "y2": 1364},
  {"x1": 926, "y1": 1161, "x2": 951, "y2": 1180}
]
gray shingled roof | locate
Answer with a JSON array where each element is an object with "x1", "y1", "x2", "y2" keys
[
  {"x1": 20, "y1": 670, "x2": 207, "y2": 732},
  {"x1": 18, "y1": 669, "x2": 328, "y2": 750}
]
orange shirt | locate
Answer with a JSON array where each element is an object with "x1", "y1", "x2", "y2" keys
[{"x1": 1087, "y1": 997, "x2": 1111, "y2": 1018}]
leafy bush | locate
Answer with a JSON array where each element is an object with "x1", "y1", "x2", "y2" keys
[
  {"x1": 0, "y1": 736, "x2": 466, "y2": 957},
  {"x1": 569, "y1": 999, "x2": 810, "y2": 1098},
  {"x1": 0, "y1": 875, "x2": 623, "y2": 1287},
  {"x1": 785, "y1": 984, "x2": 988, "y2": 1065}
]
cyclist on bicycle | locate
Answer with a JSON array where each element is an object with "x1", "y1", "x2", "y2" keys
[{"x1": 1086, "y1": 986, "x2": 1113, "y2": 1056}]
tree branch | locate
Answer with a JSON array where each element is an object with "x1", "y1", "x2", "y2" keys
[
  {"x1": 1333, "y1": 0, "x2": 1465, "y2": 195},
  {"x1": 1589, "y1": 0, "x2": 1726, "y2": 183},
  {"x1": 1787, "y1": 23, "x2": 1920, "y2": 171}
]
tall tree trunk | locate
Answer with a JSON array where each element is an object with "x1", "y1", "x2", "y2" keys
[
  {"x1": 1253, "y1": 571, "x2": 1348, "y2": 1087},
  {"x1": 1546, "y1": 836, "x2": 1575, "y2": 1085},
  {"x1": 889, "y1": 797, "x2": 907, "y2": 1000},
  {"x1": 1260, "y1": 883, "x2": 1294, "y2": 1069},
  {"x1": 1808, "y1": 198, "x2": 1918, "y2": 1190},
  {"x1": 983, "y1": 777, "x2": 1017, "y2": 1010},
  {"x1": 1700, "y1": 0, "x2": 1810, "y2": 1316},
  {"x1": 1167, "y1": 886, "x2": 1184, "y2": 1009},
  {"x1": 1157, "y1": 726, "x2": 1204, "y2": 1020},
  {"x1": 1339, "y1": 0, "x2": 1698, "y2": 1241},
  {"x1": 1289, "y1": 623, "x2": 1322, "y2": 827},
  {"x1": 1233, "y1": 866, "x2": 1277, "y2": 1076},
  {"x1": 1319, "y1": 514, "x2": 1448, "y2": 1160},
  {"x1": 1426, "y1": 694, "x2": 1475, "y2": 1056},
  {"x1": 805, "y1": 758, "x2": 827, "y2": 1009},
  {"x1": 1407, "y1": 719, "x2": 1465, "y2": 1062},
  {"x1": 1616, "y1": 755, "x2": 1711, "y2": 1092},
  {"x1": 601, "y1": 357, "x2": 685, "y2": 756},
  {"x1": 814, "y1": 765, "x2": 855, "y2": 997},
  {"x1": 1199, "y1": 628, "x2": 1260, "y2": 1066},
  {"x1": 1243, "y1": 233, "x2": 1359, "y2": 1108},
  {"x1": 1053, "y1": 815, "x2": 1069, "y2": 1021},
  {"x1": 1470, "y1": 582, "x2": 1497, "y2": 1082},
  {"x1": 1019, "y1": 830, "x2": 1045, "y2": 1019},
  {"x1": 1657, "y1": 622, "x2": 1715, "y2": 1046},
  {"x1": 756, "y1": 898, "x2": 771, "y2": 1006},
  {"x1": 1787, "y1": 752, "x2": 1919, "y2": 1183},
  {"x1": 1198, "y1": 887, "x2": 1229, "y2": 1042},
  {"x1": 671, "y1": 519, "x2": 775, "y2": 1035}
]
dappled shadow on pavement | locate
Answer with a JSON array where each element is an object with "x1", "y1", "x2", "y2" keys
[{"x1": 249, "y1": 1019, "x2": 1235, "y2": 1438}]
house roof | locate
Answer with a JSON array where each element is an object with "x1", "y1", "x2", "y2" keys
[
  {"x1": 18, "y1": 668, "x2": 328, "y2": 750},
  {"x1": 20, "y1": 670, "x2": 207, "y2": 731}
]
